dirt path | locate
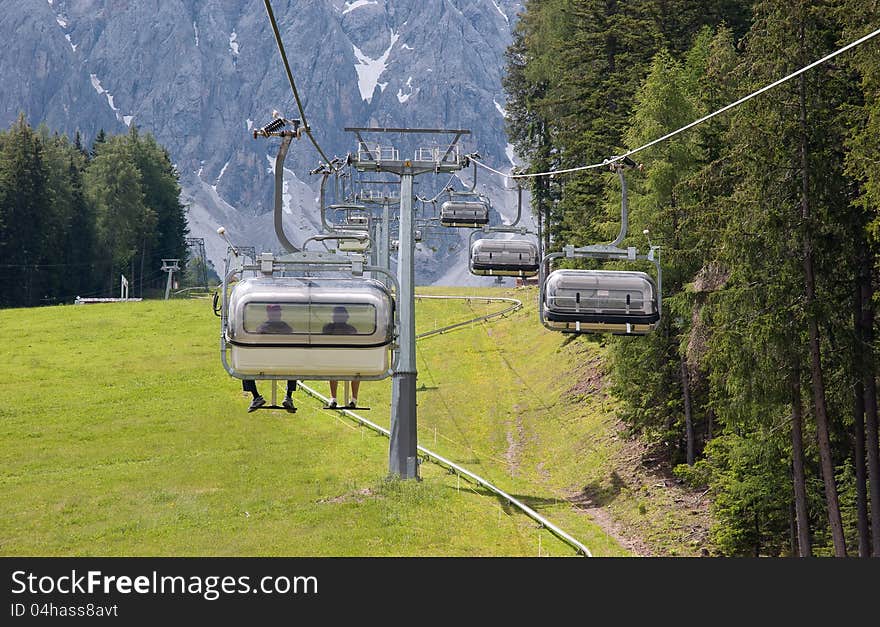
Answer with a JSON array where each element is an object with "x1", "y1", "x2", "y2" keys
[
  {"x1": 562, "y1": 351, "x2": 713, "y2": 557},
  {"x1": 565, "y1": 425, "x2": 712, "y2": 557}
]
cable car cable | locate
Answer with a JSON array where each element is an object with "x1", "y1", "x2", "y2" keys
[
  {"x1": 415, "y1": 173, "x2": 459, "y2": 204},
  {"x1": 469, "y1": 25, "x2": 880, "y2": 182},
  {"x1": 262, "y1": 0, "x2": 337, "y2": 169}
]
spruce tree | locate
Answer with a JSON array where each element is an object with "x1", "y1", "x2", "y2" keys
[
  {"x1": 126, "y1": 127, "x2": 188, "y2": 296},
  {"x1": 609, "y1": 48, "x2": 702, "y2": 463},
  {"x1": 90, "y1": 129, "x2": 106, "y2": 159},
  {"x1": 84, "y1": 134, "x2": 154, "y2": 295},
  {"x1": 704, "y1": 0, "x2": 853, "y2": 556},
  {"x1": 839, "y1": 0, "x2": 880, "y2": 557},
  {"x1": 0, "y1": 114, "x2": 50, "y2": 307}
]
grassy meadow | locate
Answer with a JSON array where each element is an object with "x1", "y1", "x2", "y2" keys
[{"x1": 0, "y1": 286, "x2": 700, "y2": 557}]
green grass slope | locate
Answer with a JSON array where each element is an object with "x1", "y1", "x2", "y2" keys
[{"x1": 0, "y1": 286, "x2": 708, "y2": 557}]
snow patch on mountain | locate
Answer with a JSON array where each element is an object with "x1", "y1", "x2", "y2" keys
[
  {"x1": 352, "y1": 30, "x2": 399, "y2": 103},
  {"x1": 89, "y1": 73, "x2": 133, "y2": 127},
  {"x1": 343, "y1": 0, "x2": 378, "y2": 15}
]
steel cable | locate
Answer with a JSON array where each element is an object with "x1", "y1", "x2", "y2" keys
[
  {"x1": 471, "y1": 25, "x2": 880, "y2": 181},
  {"x1": 263, "y1": 0, "x2": 338, "y2": 169}
]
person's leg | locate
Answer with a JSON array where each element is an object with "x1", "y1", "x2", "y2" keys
[
  {"x1": 328, "y1": 381, "x2": 338, "y2": 407},
  {"x1": 283, "y1": 380, "x2": 297, "y2": 410},
  {"x1": 349, "y1": 380, "x2": 360, "y2": 407},
  {"x1": 243, "y1": 379, "x2": 265, "y2": 412},
  {"x1": 242, "y1": 379, "x2": 259, "y2": 398}
]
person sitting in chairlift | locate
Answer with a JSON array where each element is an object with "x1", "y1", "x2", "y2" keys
[
  {"x1": 243, "y1": 303, "x2": 298, "y2": 412},
  {"x1": 323, "y1": 305, "x2": 360, "y2": 408}
]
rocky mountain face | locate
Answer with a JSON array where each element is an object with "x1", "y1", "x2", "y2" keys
[{"x1": 2, "y1": 0, "x2": 532, "y2": 284}]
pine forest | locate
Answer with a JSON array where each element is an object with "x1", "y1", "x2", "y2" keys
[
  {"x1": 504, "y1": 0, "x2": 880, "y2": 556},
  {"x1": 0, "y1": 117, "x2": 190, "y2": 307}
]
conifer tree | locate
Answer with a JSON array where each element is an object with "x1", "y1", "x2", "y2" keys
[
  {"x1": 39, "y1": 131, "x2": 96, "y2": 301},
  {"x1": 38, "y1": 129, "x2": 79, "y2": 302},
  {"x1": 73, "y1": 130, "x2": 89, "y2": 161},
  {"x1": 609, "y1": 48, "x2": 702, "y2": 463},
  {"x1": 0, "y1": 114, "x2": 50, "y2": 307},
  {"x1": 84, "y1": 134, "x2": 155, "y2": 295},
  {"x1": 838, "y1": 0, "x2": 880, "y2": 557},
  {"x1": 90, "y1": 129, "x2": 106, "y2": 159},
  {"x1": 705, "y1": 0, "x2": 852, "y2": 556},
  {"x1": 502, "y1": 11, "x2": 556, "y2": 262},
  {"x1": 125, "y1": 127, "x2": 188, "y2": 296}
]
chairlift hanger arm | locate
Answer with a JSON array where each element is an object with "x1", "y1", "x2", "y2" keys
[
  {"x1": 512, "y1": 178, "x2": 524, "y2": 227},
  {"x1": 311, "y1": 160, "x2": 355, "y2": 235},
  {"x1": 313, "y1": 168, "x2": 331, "y2": 232},
  {"x1": 463, "y1": 155, "x2": 479, "y2": 192},
  {"x1": 274, "y1": 135, "x2": 298, "y2": 253},
  {"x1": 609, "y1": 161, "x2": 630, "y2": 248},
  {"x1": 252, "y1": 112, "x2": 310, "y2": 254}
]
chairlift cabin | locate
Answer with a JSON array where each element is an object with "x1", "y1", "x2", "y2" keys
[
  {"x1": 438, "y1": 158, "x2": 490, "y2": 227},
  {"x1": 439, "y1": 200, "x2": 489, "y2": 227},
  {"x1": 331, "y1": 205, "x2": 370, "y2": 230},
  {"x1": 542, "y1": 269, "x2": 660, "y2": 335},
  {"x1": 469, "y1": 238, "x2": 539, "y2": 277},
  {"x1": 465, "y1": 176, "x2": 539, "y2": 277},
  {"x1": 224, "y1": 115, "x2": 399, "y2": 395},
  {"x1": 538, "y1": 157, "x2": 662, "y2": 336},
  {"x1": 226, "y1": 276, "x2": 394, "y2": 378},
  {"x1": 339, "y1": 214, "x2": 371, "y2": 252},
  {"x1": 327, "y1": 204, "x2": 372, "y2": 252}
]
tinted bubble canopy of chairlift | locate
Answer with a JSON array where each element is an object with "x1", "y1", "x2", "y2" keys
[
  {"x1": 226, "y1": 277, "x2": 394, "y2": 377},
  {"x1": 469, "y1": 238, "x2": 539, "y2": 277},
  {"x1": 542, "y1": 269, "x2": 660, "y2": 335},
  {"x1": 439, "y1": 200, "x2": 489, "y2": 227}
]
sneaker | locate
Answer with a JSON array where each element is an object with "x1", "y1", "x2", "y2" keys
[
  {"x1": 247, "y1": 396, "x2": 266, "y2": 412},
  {"x1": 282, "y1": 397, "x2": 296, "y2": 411},
  {"x1": 346, "y1": 399, "x2": 357, "y2": 408},
  {"x1": 327, "y1": 399, "x2": 338, "y2": 408}
]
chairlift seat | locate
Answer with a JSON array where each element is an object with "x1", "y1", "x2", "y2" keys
[
  {"x1": 470, "y1": 239, "x2": 539, "y2": 276},
  {"x1": 543, "y1": 269, "x2": 659, "y2": 334},
  {"x1": 333, "y1": 214, "x2": 371, "y2": 252},
  {"x1": 227, "y1": 277, "x2": 394, "y2": 376}
]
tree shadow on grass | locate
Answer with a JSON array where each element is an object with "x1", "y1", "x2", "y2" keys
[{"x1": 567, "y1": 471, "x2": 626, "y2": 510}]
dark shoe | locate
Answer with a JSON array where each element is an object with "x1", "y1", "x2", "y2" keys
[
  {"x1": 282, "y1": 397, "x2": 296, "y2": 411},
  {"x1": 248, "y1": 396, "x2": 266, "y2": 412}
]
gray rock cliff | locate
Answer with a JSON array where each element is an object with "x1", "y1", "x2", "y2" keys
[{"x1": 2, "y1": 0, "x2": 532, "y2": 285}]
